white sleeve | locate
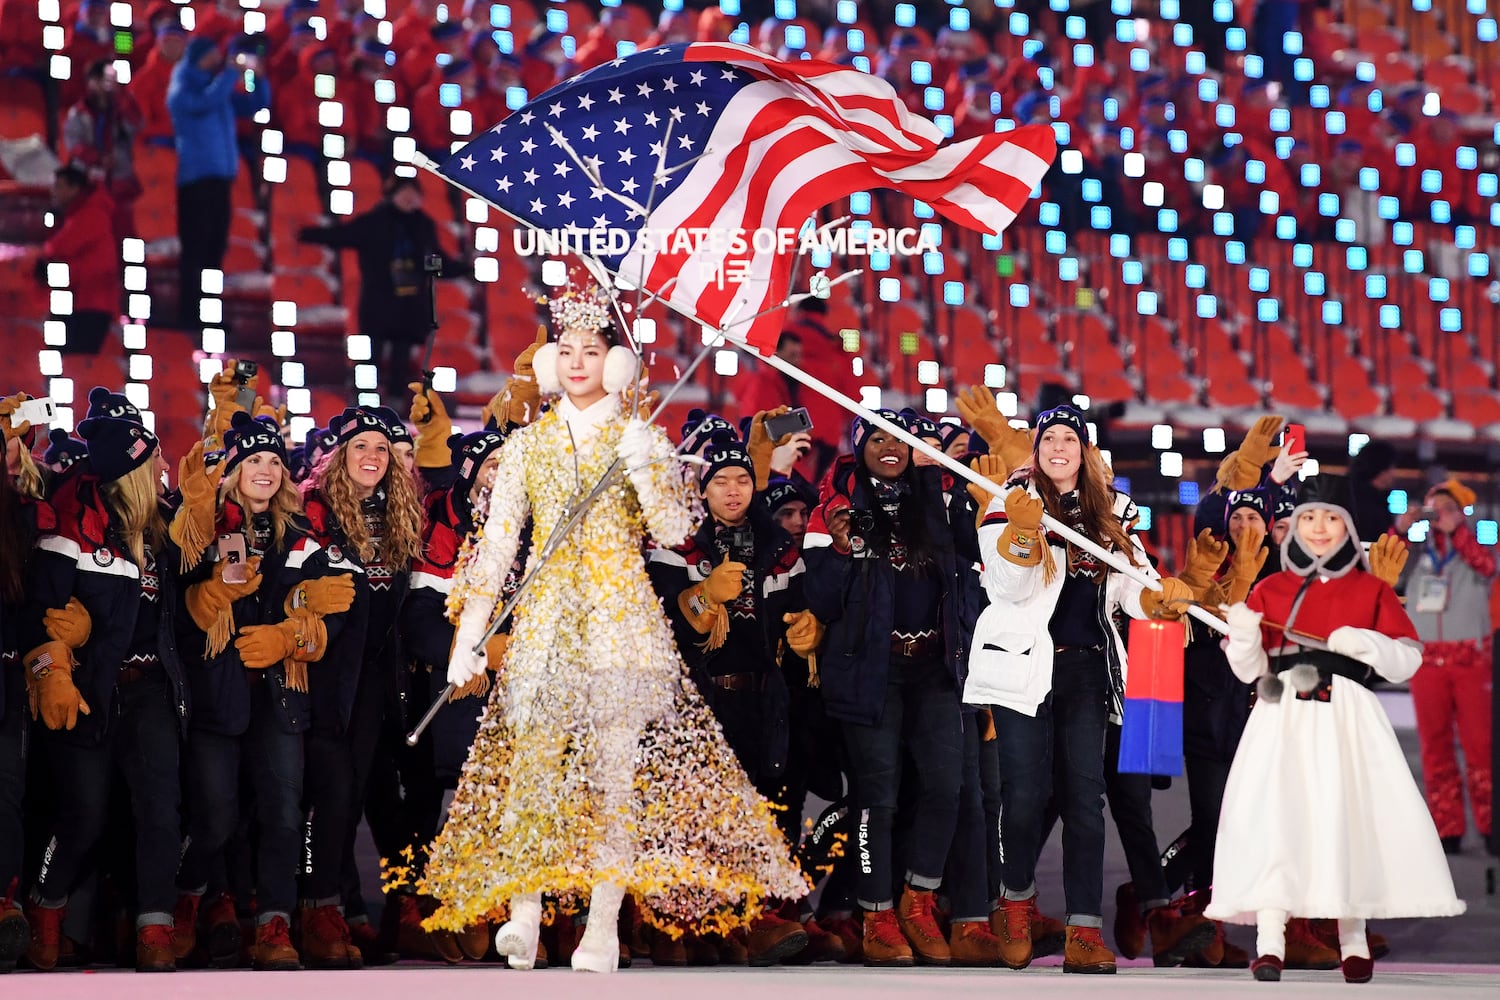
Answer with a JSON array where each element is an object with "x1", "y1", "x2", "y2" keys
[
  {"x1": 625, "y1": 423, "x2": 699, "y2": 549},
  {"x1": 1327, "y1": 626, "x2": 1425, "y2": 684}
]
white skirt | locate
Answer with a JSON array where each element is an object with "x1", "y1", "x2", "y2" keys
[{"x1": 1205, "y1": 675, "x2": 1466, "y2": 924}]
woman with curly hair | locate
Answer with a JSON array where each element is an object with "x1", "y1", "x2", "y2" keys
[
  {"x1": 296, "y1": 406, "x2": 425, "y2": 968},
  {"x1": 424, "y1": 279, "x2": 805, "y2": 974}
]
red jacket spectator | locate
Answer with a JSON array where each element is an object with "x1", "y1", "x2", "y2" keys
[
  {"x1": 391, "y1": 0, "x2": 439, "y2": 54},
  {"x1": 321, "y1": 0, "x2": 366, "y2": 55},
  {"x1": 191, "y1": 1, "x2": 244, "y2": 46},
  {"x1": 412, "y1": 59, "x2": 501, "y2": 154},
  {"x1": 398, "y1": 20, "x2": 468, "y2": 102},
  {"x1": 63, "y1": 0, "x2": 115, "y2": 105},
  {"x1": 42, "y1": 174, "x2": 120, "y2": 316},
  {"x1": 273, "y1": 45, "x2": 346, "y2": 150},
  {"x1": 130, "y1": 24, "x2": 184, "y2": 141},
  {"x1": 269, "y1": 23, "x2": 318, "y2": 96},
  {"x1": 0, "y1": 0, "x2": 45, "y2": 71}
]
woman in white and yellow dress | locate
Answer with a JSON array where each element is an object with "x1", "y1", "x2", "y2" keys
[{"x1": 419, "y1": 280, "x2": 806, "y2": 973}]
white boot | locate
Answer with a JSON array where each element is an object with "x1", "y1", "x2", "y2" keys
[
  {"x1": 495, "y1": 893, "x2": 542, "y2": 970},
  {"x1": 570, "y1": 884, "x2": 625, "y2": 974}
]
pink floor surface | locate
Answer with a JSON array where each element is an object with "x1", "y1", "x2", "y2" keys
[{"x1": 5, "y1": 961, "x2": 1499, "y2": 1000}]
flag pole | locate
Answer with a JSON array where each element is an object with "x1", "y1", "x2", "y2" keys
[{"x1": 714, "y1": 329, "x2": 1233, "y2": 637}]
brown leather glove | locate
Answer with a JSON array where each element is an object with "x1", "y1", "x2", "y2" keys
[
  {"x1": 504, "y1": 327, "x2": 549, "y2": 426},
  {"x1": 204, "y1": 360, "x2": 259, "y2": 449},
  {"x1": 966, "y1": 454, "x2": 1009, "y2": 531},
  {"x1": 994, "y1": 487, "x2": 1045, "y2": 567},
  {"x1": 1217, "y1": 416, "x2": 1283, "y2": 492},
  {"x1": 288, "y1": 573, "x2": 356, "y2": 616},
  {"x1": 747, "y1": 407, "x2": 792, "y2": 491},
  {"x1": 0, "y1": 391, "x2": 33, "y2": 441},
  {"x1": 185, "y1": 556, "x2": 264, "y2": 656},
  {"x1": 1179, "y1": 528, "x2": 1230, "y2": 600},
  {"x1": 1223, "y1": 522, "x2": 1269, "y2": 606},
  {"x1": 782, "y1": 610, "x2": 825, "y2": 658},
  {"x1": 24, "y1": 641, "x2": 91, "y2": 731},
  {"x1": 955, "y1": 385, "x2": 1033, "y2": 471},
  {"x1": 1139, "y1": 576, "x2": 1195, "y2": 620},
  {"x1": 1368, "y1": 533, "x2": 1409, "y2": 588},
  {"x1": 170, "y1": 440, "x2": 225, "y2": 570},
  {"x1": 235, "y1": 610, "x2": 327, "y2": 669},
  {"x1": 43, "y1": 598, "x2": 92, "y2": 650},
  {"x1": 677, "y1": 555, "x2": 746, "y2": 637},
  {"x1": 408, "y1": 382, "x2": 454, "y2": 469}
]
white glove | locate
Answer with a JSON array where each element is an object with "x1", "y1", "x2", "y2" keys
[
  {"x1": 1327, "y1": 625, "x2": 1423, "y2": 683},
  {"x1": 1219, "y1": 602, "x2": 1268, "y2": 684},
  {"x1": 618, "y1": 418, "x2": 654, "y2": 472},
  {"x1": 446, "y1": 614, "x2": 489, "y2": 688}
]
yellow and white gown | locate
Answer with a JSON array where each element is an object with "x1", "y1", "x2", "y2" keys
[{"x1": 418, "y1": 394, "x2": 807, "y2": 934}]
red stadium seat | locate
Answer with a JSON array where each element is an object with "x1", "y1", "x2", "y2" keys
[{"x1": 1389, "y1": 384, "x2": 1447, "y2": 421}]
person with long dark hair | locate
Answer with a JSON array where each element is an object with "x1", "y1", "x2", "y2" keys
[
  {"x1": 801, "y1": 410, "x2": 990, "y2": 968},
  {"x1": 966, "y1": 404, "x2": 1192, "y2": 974}
]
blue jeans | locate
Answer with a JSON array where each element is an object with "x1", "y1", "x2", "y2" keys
[
  {"x1": 993, "y1": 648, "x2": 1110, "y2": 926},
  {"x1": 941, "y1": 713, "x2": 990, "y2": 920},
  {"x1": 33, "y1": 675, "x2": 182, "y2": 925},
  {"x1": 178, "y1": 681, "x2": 305, "y2": 920},
  {"x1": 841, "y1": 659, "x2": 962, "y2": 910},
  {"x1": 0, "y1": 662, "x2": 26, "y2": 896}
]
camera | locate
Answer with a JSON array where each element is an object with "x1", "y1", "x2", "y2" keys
[{"x1": 234, "y1": 360, "x2": 258, "y2": 383}]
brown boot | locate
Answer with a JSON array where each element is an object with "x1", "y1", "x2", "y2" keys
[
  {"x1": 948, "y1": 920, "x2": 1001, "y2": 967},
  {"x1": 716, "y1": 930, "x2": 750, "y2": 965},
  {"x1": 298, "y1": 904, "x2": 361, "y2": 969},
  {"x1": 1284, "y1": 917, "x2": 1339, "y2": 970},
  {"x1": 1063, "y1": 925, "x2": 1117, "y2": 974},
  {"x1": 860, "y1": 908, "x2": 913, "y2": 967},
  {"x1": 24, "y1": 903, "x2": 64, "y2": 972},
  {"x1": 394, "y1": 894, "x2": 462, "y2": 964},
  {"x1": 1113, "y1": 882, "x2": 1146, "y2": 959},
  {"x1": 683, "y1": 930, "x2": 719, "y2": 966},
  {"x1": 649, "y1": 928, "x2": 687, "y2": 967},
  {"x1": 895, "y1": 887, "x2": 950, "y2": 966},
  {"x1": 745, "y1": 911, "x2": 808, "y2": 966},
  {"x1": 348, "y1": 916, "x2": 392, "y2": 966},
  {"x1": 0, "y1": 899, "x2": 26, "y2": 973},
  {"x1": 989, "y1": 898, "x2": 1032, "y2": 970},
  {"x1": 170, "y1": 893, "x2": 201, "y2": 961},
  {"x1": 249, "y1": 916, "x2": 301, "y2": 971},
  {"x1": 1368, "y1": 931, "x2": 1389, "y2": 960},
  {"x1": 457, "y1": 922, "x2": 491, "y2": 961},
  {"x1": 136, "y1": 924, "x2": 177, "y2": 972},
  {"x1": 1147, "y1": 902, "x2": 1217, "y2": 967},
  {"x1": 201, "y1": 893, "x2": 242, "y2": 969},
  {"x1": 821, "y1": 913, "x2": 863, "y2": 964},
  {"x1": 1029, "y1": 896, "x2": 1066, "y2": 958},
  {"x1": 783, "y1": 917, "x2": 846, "y2": 965}
]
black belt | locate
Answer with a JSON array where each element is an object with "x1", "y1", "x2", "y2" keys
[
  {"x1": 709, "y1": 672, "x2": 767, "y2": 692},
  {"x1": 1270, "y1": 649, "x2": 1373, "y2": 688},
  {"x1": 892, "y1": 631, "x2": 942, "y2": 661}
]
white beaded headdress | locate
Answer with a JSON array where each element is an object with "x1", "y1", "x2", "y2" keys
[{"x1": 537, "y1": 272, "x2": 614, "y2": 336}]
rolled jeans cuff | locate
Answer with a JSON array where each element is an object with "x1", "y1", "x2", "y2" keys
[
  {"x1": 1067, "y1": 913, "x2": 1103, "y2": 929},
  {"x1": 1001, "y1": 883, "x2": 1037, "y2": 902}
]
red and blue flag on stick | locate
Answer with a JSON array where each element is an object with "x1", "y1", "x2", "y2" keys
[
  {"x1": 1119, "y1": 618, "x2": 1187, "y2": 776},
  {"x1": 436, "y1": 41, "x2": 1056, "y2": 352}
]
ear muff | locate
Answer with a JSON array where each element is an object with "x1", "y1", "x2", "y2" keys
[
  {"x1": 533, "y1": 342, "x2": 560, "y2": 393},
  {"x1": 602, "y1": 345, "x2": 640, "y2": 395}
]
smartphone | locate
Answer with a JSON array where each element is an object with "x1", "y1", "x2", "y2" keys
[
  {"x1": 1282, "y1": 423, "x2": 1305, "y2": 457},
  {"x1": 764, "y1": 407, "x2": 813, "y2": 441},
  {"x1": 218, "y1": 533, "x2": 248, "y2": 584},
  {"x1": 13, "y1": 397, "x2": 57, "y2": 426}
]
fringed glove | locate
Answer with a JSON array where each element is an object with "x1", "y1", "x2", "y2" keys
[
  {"x1": 170, "y1": 441, "x2": 224, "y2": 571},
  {"x1": 954, "y1": 385, "x2": 1033, "y2": 470},
  {"x1": 1139, "y1": 577, "x2": 1194, "y2": 620},
  {"x1": 185, "y1": 556, "x2": 263, "y2": 657},
  {"x1": 995, "y1": 488, "x2": 1045, "y2": 567},
  {"x1": 1216, "y1": 415, "x2": 1283, "y2": 492}
]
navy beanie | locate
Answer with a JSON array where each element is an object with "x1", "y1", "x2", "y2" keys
[
  {"x1": 78, "y1": 415, "x2": 157, "y2": 484},
  {"x1": 221, "y1": 411, "x2": 287, "y2": 477}
]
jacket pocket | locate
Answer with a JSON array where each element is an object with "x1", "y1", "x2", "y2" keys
[{"x1": 969, "y1": 632, "x2": 1040, "y2": 696}]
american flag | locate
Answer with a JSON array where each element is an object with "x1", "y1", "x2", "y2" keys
[{"x1": 439, "y1": 41, "x2": 1056, "y2": 353}]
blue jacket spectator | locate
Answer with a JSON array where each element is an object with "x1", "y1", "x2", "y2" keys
[{"x1": 167, "y1": 36, "x2": 270, "y2": 186}]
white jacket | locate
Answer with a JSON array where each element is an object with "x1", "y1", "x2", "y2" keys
[{"x1": 963, "y1": 482, "x2": 1157, "y2": 719}]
